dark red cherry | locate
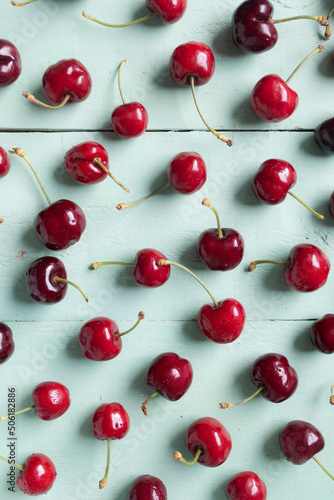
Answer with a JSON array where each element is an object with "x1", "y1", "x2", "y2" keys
[
  {"x1": 16, "y1": 453, "x2": 57, "y2": 496},
  {"x1": 34, "y1": 199, "x2": 86, "y2": 251},
  {"x1": 225, "y1": 471, "x2": 267, "y2": 500},
  {"x1": 169, "y1": 41, "x2": 215, "y2": 87},
  {"x1": 64, "y1": 142, "x2": 108, "y2": 184},
  {"x1": 314, "y1": 118, "x2": 334, "y2": 155},
  {"x1": 252, "y1": 159, "x2": 296, "y2": 204},
  {"x1": 133, "y1": 248, "x2": 170, "y2": 288},
  {"x1": 310, "y1": 314, "x2": 334, "y2": 354},
  {"x1": 0, "y1": 147, "x2": 10, "y2": 178},
  {"x1": 0, "y1": 39, "x2": 22, "y2": 87},
  {"x1": 0, "y1": 322, "x2": 15, "y2": 364},
  {"x1": 279, "y1": 420, "x2": 324, "y2": 465},
  {"x1": 329, "y1": 192, "x2": 334, "y2": 219},
  {"x1": 126, "y1": 474, "x2": 167, "y2": 500},
  {"x1": 146, "y1": 0, "x2": 187, "y2": 24},
  {"x1": 32, "y1": 381, "x2": 71, "y2": 421},
  {"x1": 198, "y1": 299, "x2": 245, "y2": 344},
  {"x1": 167, "y1": 152, "x2": 206, "y2": 194}
]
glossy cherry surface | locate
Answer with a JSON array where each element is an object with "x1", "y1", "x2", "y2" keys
[
  {"x1": 198, "y1": 228, "x2": 244, "y2": 271},
  {"x1": 314, "y1": 118, "x2": 334, "y2": 155},
  {"x1": 126, "y1": 474, "x2": 167, "y2": 500},
  {"x1": 310, "y1": 314, "x2": 334, "y2": 354},
  {"x1": 32, "y1": 381, "x2": 71, "y2": 421},
  {"x1": 0, "y1": 322, "x2": 15, "y2": 364},
  {"x1": 0, "y1": 39, "x2": 22, "y2": 87},
  {"x1": 16, "y1": 453, "x2": 57, "y2": 496},
  {"x1": 184, "y1": 417, "x2": 232, "y2": 467},
  {"x1": 42, "y1": 59, "x2": 92, "y2": 105},
  {"x1": 197, "y1": 299, "x2": 245, "y2": 344},
  {"x1": 91, "y1": 403, "x2": 130, "y2": 440},
  {"x1": 79, "y1": 317, "x2": 122, "y2": 361},
  {"x1": 25, "y1": 256, "x2": 68, "y2": 304},
  {"x1": 279, "y1": 420, "x2": 325, "y2": 464},
  {"x1": 251, "y1": 74, "x2": 298, "y2": 122},
  {"x1": 34, "y1": 199, "x2": 86, "y2": 251},
  {"x1": 146, "y1": 0, "x2": 187, "y2": 24},
  {"x1": 252, "y1": 159, "x2": 296, "y2": 204},
  {"x1": 225, "y1": 471, "x2": 267, "y2": 500},
  {"x1": 133, "y1": 248, "x2": 170, "y2": 287},
  {"x1": 169, "y1": 41, "x2": 215, "y2": 86},
  {"x1": 167, "y1": 151, "x2": 206, "y2": 194},
  {"x1": 329, "y1": 192, "x2": 334, "y2": 219},
  {"x1": 233, "y1": 0, "x2": 277, "y2": 54},
  {"x1": 0, "y1": 147, "x2": 10, "y2": 178},
  {"x1": 251, "y1": 353, "x2": 298, "y2": 403},
  {"x1": 283, "y1": 244, "x2": 330, "y2": 292},
  {"x1": 111, "y1": 102, "x2": 148, "y2": 139},
  {"x1": 64, "y1": 141, "x2": 108, "y2": 184}
]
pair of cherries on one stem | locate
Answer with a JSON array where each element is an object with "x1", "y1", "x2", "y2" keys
[{"x1": 91, "y1": 248, "x2": 246, "y2": 344}]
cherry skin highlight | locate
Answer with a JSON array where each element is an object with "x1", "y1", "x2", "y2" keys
[
  {"x1": 279, "y1": 420, "x2": 325, "y2": 465},
  {"x1": 126, "y1": 474, "x2": 167, "y2": 500},
  {"x1": 0, "y1": 39, "x2": 22, "y2": 87},
  {"x1": 133, "y1": 248, "x2": 171, "y2": 287},
  {"x1": 146, "y1": 0, "x2": 187, "y2": 24},
  {"x1": 310, "y1": 314, "x2": 334, "y2": 354},
  {"x1": 64, "y1": 142, "x2": 108, "y2": 184},
  {"x1": 0, "y1": 322, "x2": 15, "y2": 364},
  {"x1": 32, "y1": 381, "x2": 71, "y2": 421},
  {"x1": 16, "y1": 453, "x2": 57, "y2": 496},
  {"x1": 197, "y1": 299, "x2": 245, "y2": 343},
  {"x1": 225, "y1": 471, "x2": 267, "y2": 500},
  {"x1": 0, "y1": 147, "x2": 10, "y2": 177},
  {"x1": 167, "y1": 152, "x2": 207, "y2": 194}
]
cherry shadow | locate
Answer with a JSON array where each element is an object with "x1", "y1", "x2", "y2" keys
[
  {"x1": 262, "y1": 423, "x2": 284, "y2": 460},
  {"x1": 128, "y1": 363, "x2": 149, "y2": 400},
  {"x1": 294, "y1": 324, "x2": 316, "y2": 352},
  {"x1": 212, "y1": 24, "x2": 245, "y2": 59},
  {"x1": 53, "y1": 161, "x2": 84, "y2": 188},
  {"x1": 179, "y1": 239, "x2": 202, "y2": 270},
  {"x1": 299, "y1": 133, "x2": 328, "y2": 157},
  {"x1": 182, "y1": 320, "x2": 208, "y2": 343},
  {"x1": 317, "y1": 51, "x2": 334, "y2": 79},
  {"x1": 231, "y1": 95, "x2": 261, "y2": 127},
  {"x1": 132, "y1": 6, "x2": 162, "y2": 29},
  {"x1": 314, "y1": 199, "x2": 334, "y2": 228},
  {"x1": 169, "y1": 421, "x2": 194, "y2": 460},
  {"x1": 234, "y1": 175, "x2": 258, "y2": 206},
  {"x1": 260, "y1": 264, "x2": 289, "y2": 293},
  {"x1": 154, "y1": 63, "x2": 177, "y2": 89},
  {"x1": 79, "y1": 411, "x2": 96, "y2": 439},
  {"x1": 66, "y1": 334, "x2": 84, "y2": 359}
]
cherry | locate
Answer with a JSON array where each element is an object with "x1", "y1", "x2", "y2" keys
[
  {"x1": 26, "y1": 256, "x2": 88, "y2": 304},
  {"x1": 252, "y1": 159, "x2": 324, "y2": 219},
  {"x1": 79, "y1": 312, "x2": 145, "y2": 361},
  {"x1": 310, "y1": 314, "x2": 334, "y2": 354},
  {"x1": 248, "y1": 243, "x2": 330, "y2": 292},
  {"x1": 197, "y1": 198, "x2": 244, "y2": 271},
  {"x1": 198, "y1": 299, "x2": 245, "y2": 344},
  {"x1": 0, "y1": 39, "x2": 22, "y2": 87},
  {"x1": 0, "y1": 147, "x2": 10, "y2": 178},
  {"x1": 117, "y1": 152, "x2": 207, "y2": 210},
  {"x1": 126, "y1": 474, "x2": 167, "y2": 500},
  {"x1": 169, "y1": 42, "x2": 232, "y2": 146},
  {"x1": 233, "y1": 0, "x2": 328, "y2": 54},
  {"x1": 329, "y1": 192, "x2": 334, "y2": 219},
  {"x1": 23, "y1": 59, "x2": 92, "y2": 110},
  {"x1": 83, "y1": 0, "x2": 187, "y2": 28},
  {"x1": 64, "y1": 141, "x2": 129, "y2": 191},
  {"x1": 225, "y1": 471, "x2": 267, "y2": 500},
  {"x1": 251, "y1": 45, "x2": 323, "y2": 122},
  {"x1": 111, "y1": 61, "x2": 148, "y2": 140},
  {"x1": 140, "y1": 352, "x2": 193, "y2": 416},
  {"x1": 0, "y1": 452, "x2": 57, "y2": 495},
  {"x1": 220, "y1": 353, "x2": 298, "y2": 409},
  {"x1": 174, "y1": 417, "x2": 232, "y2": 467},
  {"x1": 91, "y1": 402, "x2": 130, "y2": 489},
  {"x1": 314, "y1": 118, "x2": 334, "y2": 155},
  {"x1": 0, "y1": 322, "x2": 15, "y2": 364}
]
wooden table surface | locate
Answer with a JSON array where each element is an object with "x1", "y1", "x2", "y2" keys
[{"x1": 1, "y1": 0, "x2": 334, "y2": 499}]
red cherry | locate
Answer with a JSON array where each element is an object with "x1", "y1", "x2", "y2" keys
[
  {"x1": 329, "y1": 191, "x2": 334, "y2": 219},
  {"x1": 310, "y1": 314, "x2": 334, "y2": 354},
  {"x1": 126, "y1": 474, "x2": 167, "y2": 500},
  {"x1": 16, "y1": 453, "x2": 57, "y2": 496},
  {"x1": 0, "y1": 147, "x2": 10, "y2": 178},
  {"x1": 279, "y1": 420, "x2": 324, "y2": 465},
  {"x1": 0, "y1": 322, "x2": 15, "y2": 364},
  {"x1": 0, "y1": 39, "x2": 22, "y2": 87},
  {"x1": 23, "y1": 59, "x2": 92, "y2": 110},
  {"x1": 141, "y1": 352, "x2": 193, "y2": 416},
  {"x1": 198, "y1": 299, "x2": 245, "y2": 344},
  {"x1": 133, "y1": 248, "x2": 171, "y2": 288},
  {"x1": 251, "y1": 46, "x2": 323, "y2": 122},
  {"x1": 79, "y1": 312, "x2": 144, "y2": 361},
  {"x1": 225, "y1": 471, "x2": 267, "y2": 500},
  {"x1": 32, "y1": 382, "x2": 71, "y2": 421},
  {"x1": 174, "y1": 417, "x2": 232, "y2": 467}
]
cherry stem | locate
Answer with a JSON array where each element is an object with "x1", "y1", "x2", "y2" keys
[
  {"x1": 9, "y1": 148, "x2": 52, "y2": 206},
  {"x1": 325, "y1": 8, "x2": 334, "y2": 39},
  {"x1": 219, "y1": 385, "x2": 264, "y2": 409},
  {"x1": 286, "y1": 45, "x2": 324, "y2": 85},
  {"x1": 0, "y1": 405, "x2": 35, "y2": 422},
  {"x1": 118, "y1": 60, "x2": 127, "y2": 105},
  {"x1": 93, "y1": 158, "x2": 130, "y2": 193},
  {"x1": 190, "y1": 76, "x2": 232, "y2": 147},
  {"x1": 287, "y1": 191, "x2": 324, "y2": 220},
  {"x1": 330, "y1": 385, "x2": 334, "y2": 405},
  {"x1": 312, "y1": 456, "x2": 334, "y2": 481},
  {"x1": 157, "y1": 259, "x2": 219, "y2": 307},
  {"x1": 202, "y1": 198, "x2": 223, "y2": 238},
  {"x1": 22, "y1": 92, "x2": 71, "y2": 110},
  {"x1": 10, "y1": 0, "x2": 37, "y2": 6},
  {"x1": 99, "y1": 438, "x2": 111, "y2": 489},
  {"x1": 53, "y1": 276, "x2": 89, "y2": 303},
  {"x1": 116, "y1": 182, "x2": 170, "y2": 211},
  {"x1": 173, "y1": 447, "x2": 202, "y2": 466},
  {"x1": 0, "y1": 454, "x2": 23, "y2": 471},
  {"x1": 114, "y1": 311, "x2": 145, "y2": 338},
  {"x1": 140, "y1": 390, "x2": 160, "y2": 417},
  {"x1": 90, "y1": 261, "x2": 134, "y2": 270},
  {"x1": 248, "y1": 260, "x2": 289, "y2": 272},
  {"x1": 82, "y1": 10, "x2": 157, "y2": 28},
  {"x1": 271, "y1": 15, "x2": 328, "y2": 26}
]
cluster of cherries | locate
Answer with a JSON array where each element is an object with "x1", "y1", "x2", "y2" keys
[{"x1": 2, "y1": 0, "x2": 334, "y2": 499}]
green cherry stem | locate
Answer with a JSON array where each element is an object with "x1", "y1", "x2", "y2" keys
[
  {"x1": 118, "y1": 60, "x2": 127, "y2": 105},
  {"x1": 286, "y1": 45, "x2": 324, "y2": 85},
  {"x1": 190, "y1": 77, "x2": 232, "y2": 147},
  {"x1": 140, "y1": 390, "x2": 160, "y2": 417},
  {"x1": 0, "y1": 454, "x2": 23, "y2": 471},
  {"x1": 116, "y1": 182, "x2": 170, "y2": 210},
  {"x1": 93, "y1": 158, "x2": 130, "y2": 193},
  {"x1": 157, "y1": 259, "x2": 219, "y2": 307},
  {"x1": 174, "y1": 447, "x2": 202, "y2": 466},
  {"x1": 22, "y1": 92, "x2": 71, "y2": 110},
  {"x1": 10, "y1": 0, "x2": 37, "y2": 6},
  {"x1": 287, "y1": 191, "x2": 324, "y2": 219},
  {"x1": 312, "y1": 456, "x2": 334, "y2": 481},
  {"x1": 271, "y1": 15, "x2": 328, "y2": 26},
  {"x1": 248, "y1": 260, "x2": 289, "y2": 272},
  {"x1": 219, "y1": 385, "x2": 264, "y2": 409},
  {"x1": 202, "y1": 198, "x2": 223, "y2": 238},
  {"x1": 53, "y1": 276, "x2": 89, "y2": 303},
  {"x1": 114, "y1": 311, "x2": 145, "y2": 338},
  {"x1": 0, "y1": 405, "x2": 35, "y2": 422},
  {"x1": 9, "y1": 148, "x2": 52, "y2": 206},
  {"x1": 90, "y1": 261, "x2": 134, "y2": 270},
  {"x1": 82, "y1": 10, "x2": 157, "y2": 28},
  {"x1": 99, "y1": 439, "x2": 111, "y2": 489}
]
